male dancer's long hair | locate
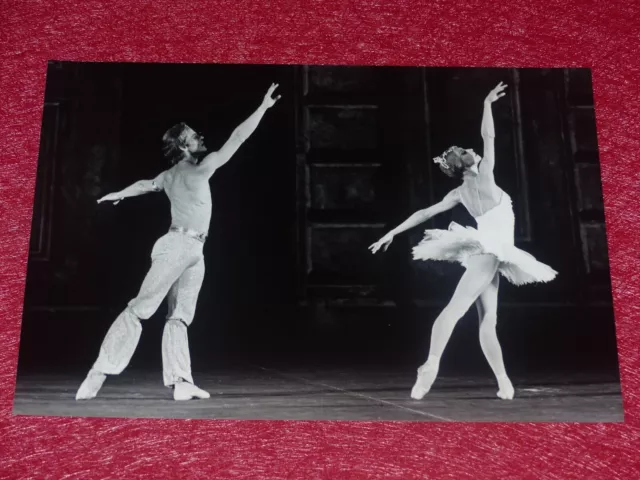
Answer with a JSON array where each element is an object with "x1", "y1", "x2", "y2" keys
[{"x1": 162, "y1": 122, "x2": 188, "y2": 165}]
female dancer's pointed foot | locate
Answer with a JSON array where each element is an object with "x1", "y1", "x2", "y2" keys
[
  {"x1": 76, "y1": 369, "x2": 107, "y2": 400},
  {"x1": 173, "y1": 381, "x2": 210, "y2": 401},
  {"x1": 496, "y1": 375, "x2": 515, "y2": 400},
  {"x1": 410, "y1": 363, "x2": 439, "y2": 400}
]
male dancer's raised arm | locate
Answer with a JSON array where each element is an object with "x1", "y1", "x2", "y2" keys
[{"x1": 196, "y1": 83, "x2": 281, "y2": 178}]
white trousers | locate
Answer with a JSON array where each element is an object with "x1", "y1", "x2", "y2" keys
[{"x1": 92, "y1": 231, "x2": 205, "y2": 386}]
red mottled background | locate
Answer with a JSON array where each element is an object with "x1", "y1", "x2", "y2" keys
[{"x1": 1, "y1": 1, "x2": 639, "y2": 478}]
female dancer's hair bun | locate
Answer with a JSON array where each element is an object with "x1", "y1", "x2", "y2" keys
[{"x1": 433, "y1": 146, "x2": 463, "y2": 178}]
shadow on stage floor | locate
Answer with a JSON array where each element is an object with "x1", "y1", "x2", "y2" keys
[{"x1": 12, "y1": 364, "x2": 624, "y2": 422}]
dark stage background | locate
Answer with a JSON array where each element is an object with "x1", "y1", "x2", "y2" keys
[{"x1": 17, "y1": 63, "x2": 618, "y2": 381}]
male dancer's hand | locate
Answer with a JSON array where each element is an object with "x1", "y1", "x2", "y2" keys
[
  {"x1": 262, "y1": 83, "x2": 281, "y2": 109},
  {"x1": 97, "y1": 192, "x2": 123, "y2": 205},
  {"x1": 485, "y1": 82, "x2": 507, "y2": 104},
  {"x1": 369, "y1": 233, "x2": 394, "y2": 254}
]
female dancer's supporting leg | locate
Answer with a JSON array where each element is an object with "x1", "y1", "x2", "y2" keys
[
  {"x1": 476, "y1": 273, "x2": 514, "y2": 399},
  {"x1": 411, "y1": 254, "x2": 499, "y2": 400}
]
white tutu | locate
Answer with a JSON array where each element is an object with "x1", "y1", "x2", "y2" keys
[{"x1": 412, "y1": 191, "x2": 557, "y2": 286}]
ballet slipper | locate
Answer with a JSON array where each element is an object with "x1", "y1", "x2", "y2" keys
[
  {"x1": 496, "y1": 374, "x2": 515, "y2": 400},
  {"x1": 173, "y1": 381, "x2": 210, "y2": 401},
  {"x1": 75, "y1": 369, "x2": 107, "y2": 400},
  {"x1": 410, "y1": 363, "x2": 439, "y2": 400}
]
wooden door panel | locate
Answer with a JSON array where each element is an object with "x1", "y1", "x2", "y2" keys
[
  {"x1": 309, "y1": 165, "x2": 378, "y2": 213},
  {"x1": 574, "y1": 164, "x2": 605, "y2": 213},
  {"x1": 307, "y1": 107, "x2": 378, "y2": 151},
  {"x1": 309, "y1": 225, "x2": 386, "y2": 283}
]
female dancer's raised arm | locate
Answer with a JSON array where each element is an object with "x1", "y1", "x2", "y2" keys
[
  {"x1": 369, "y1": 189, "x2": 460, "y2": 254},
  {"x1": 479, "y1": 82, "x2": 507, "y2": 176}
]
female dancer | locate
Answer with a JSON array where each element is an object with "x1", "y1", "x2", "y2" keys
[{"x1": 369, "y1": 82, "x2": 557, "y2": 400}]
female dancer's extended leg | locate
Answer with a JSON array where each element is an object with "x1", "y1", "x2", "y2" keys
[
  {"x1": 411, "y1": 254, "x2": 499, "y2": 399},
  {"x1": 476, "y1": 274, "x2": 515, "y2": 400}
]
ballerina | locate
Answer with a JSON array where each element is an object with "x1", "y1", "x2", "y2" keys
[{"x1": 369, "y1": 82, "x2": 557, "y2": 400}]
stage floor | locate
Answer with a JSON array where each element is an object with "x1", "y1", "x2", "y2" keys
[{"x1": 12, "y1": 366, "x2": 624, "y2": 422}]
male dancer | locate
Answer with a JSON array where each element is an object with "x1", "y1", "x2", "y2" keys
[{"x1": 76, "y1": 83, "x2": 281, "y2": 401}]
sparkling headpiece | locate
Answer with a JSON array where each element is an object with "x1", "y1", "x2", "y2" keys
[{"x1": 433, "y1": 146, "x2": 460, "y2": 170}]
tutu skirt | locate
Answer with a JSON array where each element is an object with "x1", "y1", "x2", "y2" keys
[{"x1": 412, "y1": 222, "x2": 558, "y2": 286}]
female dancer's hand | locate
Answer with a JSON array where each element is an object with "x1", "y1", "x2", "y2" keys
[
  {"x1": 485, "y1": 82, "x2": 507, "y2": 103},
  {"x1": 369, "y1": 233, "x2": 394, "y2": 254}
]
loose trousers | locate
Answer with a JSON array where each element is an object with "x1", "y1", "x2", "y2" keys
[{"x1": 92, "y1": 231, "x2": 205, "y2": 386}]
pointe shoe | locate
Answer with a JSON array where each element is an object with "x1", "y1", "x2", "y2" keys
[
  {"x1": 410, "y1": 364, "x2": 438, "y2": 400},
  {"x1": 173, "y1": 381, "x2": 210, "y2": 401},
  {"x1": 496, "y1": 375, "x2": 515, "y2": 400},
  {"x1": 76, "y1": 369, "x2": 107, "y2": 400}
]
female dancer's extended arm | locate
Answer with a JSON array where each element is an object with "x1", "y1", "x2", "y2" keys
[
  {"x1": 480, "y1": 82, "x2": 507, "y2": 175},
  {"x1": 369, "y1": 189, "x2": 460, "y2": 254}
]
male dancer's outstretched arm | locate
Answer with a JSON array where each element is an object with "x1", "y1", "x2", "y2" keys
[
  {"x1": 97, "y1": 172, "x2": 166, "y2": 205},
  {"x1": 196, "y1": 83, "x2": 281, "y2": 177},
  {"x1": 369, "y1": 189, "x2": 460, "y2": 254}
]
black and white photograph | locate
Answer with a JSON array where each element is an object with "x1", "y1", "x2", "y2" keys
[{"x1": 13, "y1": 61, "x2": 622, "y2": 422}]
